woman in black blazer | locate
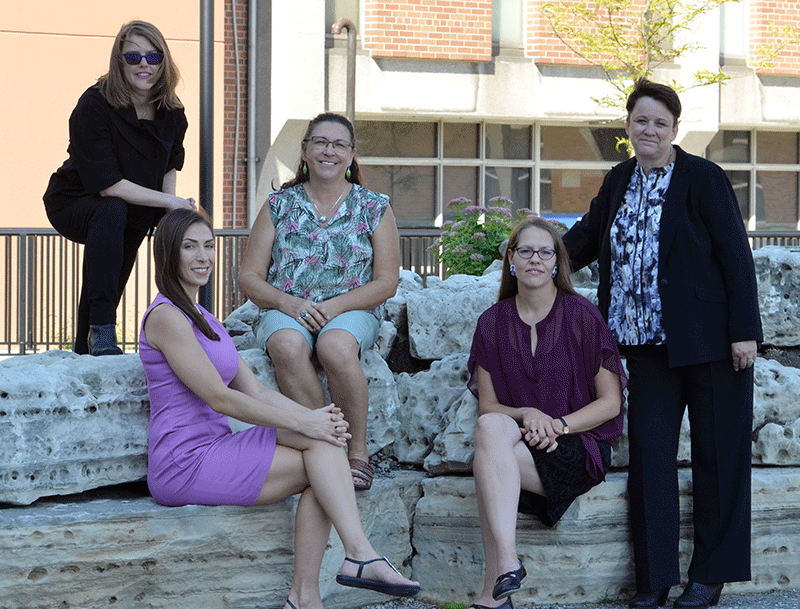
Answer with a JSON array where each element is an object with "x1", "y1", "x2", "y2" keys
[
  {"x1": 44, "y1": 20, "x2": 195, "y2": 355},
  {"x1": 562, "y1": 79, "x2": 762, "y2": 609}
]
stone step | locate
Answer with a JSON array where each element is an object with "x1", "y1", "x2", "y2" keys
[{"x1": 2, "y1": 469, "x2": 798, "y2": 608}]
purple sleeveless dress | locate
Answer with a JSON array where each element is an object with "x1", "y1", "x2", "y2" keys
[{"x1": 140, "y1": 294, "x2": 277, "y2": 506}]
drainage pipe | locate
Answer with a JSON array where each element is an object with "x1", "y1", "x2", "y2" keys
[{"x1": 331, "y1": 18, "x2": 356, "y2": 125}]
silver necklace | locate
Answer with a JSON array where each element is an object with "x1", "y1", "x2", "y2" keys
[{"x1": 307, "y1": 184, "x2": 349, "y2": 223}]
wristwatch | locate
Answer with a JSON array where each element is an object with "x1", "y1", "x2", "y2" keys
[{"x1": 558, "y1": 417, "x2": 569, "y2": 434}]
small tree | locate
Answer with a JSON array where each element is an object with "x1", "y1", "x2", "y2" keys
[{"x1": 542, "y1": 0, "x2": 799, "y2": 113}]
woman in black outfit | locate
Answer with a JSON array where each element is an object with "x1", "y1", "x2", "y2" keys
[
  {"x1": 44, "y1": 20, "x2": 195, "y2": 355},
  {"x1": 562, "y1": 79, "x2": 761, "y2": 609}
]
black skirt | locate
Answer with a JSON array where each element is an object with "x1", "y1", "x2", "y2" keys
[{"x1": 517, "y1": 434, "x2": 611, "y2": 527}]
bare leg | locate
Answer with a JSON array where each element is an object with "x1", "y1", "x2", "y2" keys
[
  {"x1": 284, "y1": 488, "x2": 331, "y2": 609},
  {"x1": 472, "y1": 413, "x2": 543, "y2": 606},
  {"x1": 267, "y1": 329, "x2": 326, "y2": 409},
  {"x1": 316, "y1": 330, "x2": 370, "y2": 463},
  {"x1": 257, "y1": 433, "x2": 419, "y2": 608}
]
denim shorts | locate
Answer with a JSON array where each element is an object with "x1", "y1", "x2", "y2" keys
[{"x1": 254, "y1": 308, "x2": 380, "y2": 353}]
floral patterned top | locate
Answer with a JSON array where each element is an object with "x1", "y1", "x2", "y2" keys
[
  {"x1": 266, "y1": 183, "x2": 390, "y2": 319},
  {"x1": 608, "y1": 162, "x2": 674, "y2": 345}
]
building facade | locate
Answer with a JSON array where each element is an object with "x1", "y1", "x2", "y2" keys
[{"x1": 229, "y1": 0, "x2": 800, "y2": 233}]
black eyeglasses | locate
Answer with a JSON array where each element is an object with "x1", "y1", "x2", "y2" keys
[
  {"x1": 122, "y1": 52, "x2": 165, "y2": 65},
  {"x1": 514, "y1": 247, "x2": 556, "y2": 261},
  {"x1": 304, "y1": 136, "x2": 354, "y2": 153}
]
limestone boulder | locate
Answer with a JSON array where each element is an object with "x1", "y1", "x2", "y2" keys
[
  {"x1": 384, "y1": 269, "x2": 425, "y2": 333},
  {"x1": 411, "y1": 468, "x2": 800, "y2": 606},
  {"x1": 393, "y1": 354, "x2": 470, "y2": 465},
  {"x1": 752, "y1": 358, "x2": 800, "y2": 465},
  {"x1": 406, "y1": 272, "x2": 500, "y2": 360},
  {"x1": 223, "y1": 299, "x2": 260, "y2": 351},
  {"x1": 754, "y1": 246, "x2": 800, "y2": 347},
  {"x1": 237, "y1": 348, "x2": 400, "y2": 456},
  {"x1": 0, "y1": 473, "x2": 423, "y2": 609},
  {"x1": 0, "y1": 351, "x2": 149, "y2": 506},
  {"x1": 423, "y1": 389, "x2": 479, "y2": 474}
]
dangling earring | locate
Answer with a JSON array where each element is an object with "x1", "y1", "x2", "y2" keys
[
  {"x1": 302, "y1": 162, "x2": 308, "y2": 176},
  {"x1": 346, "y1": 166, "x2": 352, "y2": 181},
  {"x1": 510, "y1": 263, "x2": 516, "y2": 277},
  {"x1": 551, "y1": 265, "x2": 558, "y2": 278}
]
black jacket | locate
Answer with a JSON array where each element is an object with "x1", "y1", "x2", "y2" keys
[
  {"x1": 562, "y1": 146, "x2": 763, "y2": 367},
  {"x1": 44, "y1": 85, "x2": 187, "y2": 215}
]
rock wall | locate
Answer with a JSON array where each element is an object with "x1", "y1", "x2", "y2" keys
[{"x1": 1, "y1": 247, "x2": 800, "y2": 607}]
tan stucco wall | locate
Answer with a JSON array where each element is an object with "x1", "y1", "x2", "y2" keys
[{"x1": 0, "y1": 2, "x2": 226, "y2": 228}]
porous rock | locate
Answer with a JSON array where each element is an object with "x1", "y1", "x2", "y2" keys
[
  {"x1": 0, "y1": 352, "x2": 149, "y2": 506},
  {"x1": 393, "y1": 354, "x2": 470, "y2": 464},
  {"x1": 405, "y1": 272, "x2": 500, "y2": 360},
  {"x1": 754, "y1": 246, "x2": 800, "y2": 347}
]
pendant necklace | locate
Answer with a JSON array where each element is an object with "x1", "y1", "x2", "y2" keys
[{"x1": 308, "y1": 184, "x2": 349, "y2": 224}]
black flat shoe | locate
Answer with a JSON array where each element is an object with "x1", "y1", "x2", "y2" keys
[
  {"x1": 628, "y1": 588, "x2": 669, "y2": 608},
  {"x1": 673, "y1": 582, "x2": 723, "y2": 608},
  {"x1": 492, "y1": 563, "x2": 527, "y2": 600}
]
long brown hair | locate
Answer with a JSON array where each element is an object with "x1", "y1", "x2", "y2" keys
[
  {"x1": 280, "y1": 112, "x2": 364, "y2": 189},
  {"x1": 97, "y1": 20, "x2": 183, "y2": 111},
  {"x1": 153, "y1": 209, "x2": 220, "y2": 341},
  {"x1": 497, "y1": 216, "x2": 579, "y2": 302}
]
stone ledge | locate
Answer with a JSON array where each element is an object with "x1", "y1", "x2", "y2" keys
[
  {"x1": 412, "y1": 468, "x2": 800, "y2": 606},
  {"x1": 0, "y1": 473, "x2": 422, "y2": 609},
  {"x1": 1, "y1": 469, "x2": 798, "y2": 608}
]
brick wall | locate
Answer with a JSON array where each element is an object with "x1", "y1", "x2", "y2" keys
[
  {"x1": 749, "y1": 0, "x2": 800, "y2": 75},
  {"x1": 527, "y1": 0, "x2": 647, "y2": 65},
  {"x1": 223, "y1": 0, "x2": 249, "y2": 230},
  {"x1": 362, "y1": 0, "x2": 492, "y2": 61}
]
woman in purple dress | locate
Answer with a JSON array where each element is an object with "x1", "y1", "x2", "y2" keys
[
  {"x1": 467, "y1": 217, "x2": 627, "y2": 609},
  {"x1": 140, "y1": 209, "x2": 419, "y2": 609}
]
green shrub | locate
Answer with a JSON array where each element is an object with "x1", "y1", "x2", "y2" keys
[{"x1": 431, "y1": 197, "x2": 517, "y2": 277}]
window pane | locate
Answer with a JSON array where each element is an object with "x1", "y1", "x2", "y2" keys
[
  {"x1": 540, "y1": 168, "x2": 607, "y2": 215},
  {"x1": 756, "y1": 171, "x2": 799, "y2": 230},
  {"x1": 706, "y1": 131, "x2": 750, "y2": 163},
  {"x1": 757, "y1": 132, "x2": 799, "y2": 164},
  {"x1": 361, "y1": 165, "x2": 436, "y2": 227},
  {"x1": 443, "y1": 167, "x2": 479, "y2": 221},
  {"x1": 444, "y1": 123, "x2": 479, "y2": 158},
  {"x1": 485, "y1": 166, "x2": 531, "y2": 216},
  {"x1": 541, "y1": 127, "x2": 628, "y2": 162},
  {"x1": 724, "y1": 170, "x2": 750, "y2": 222},
  {"x1": 355, "y1": 121, "x2": 436, "y2": 157},
  {"x1": 485, "y1": 124, "x2": 531, "y2": 159}
]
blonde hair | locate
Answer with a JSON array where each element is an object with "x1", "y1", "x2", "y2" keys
[{"x1": 97, "y1": 20, "x2": 182, "y2": 110}]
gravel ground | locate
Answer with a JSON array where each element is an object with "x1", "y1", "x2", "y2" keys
[{"x1": 362, "y1": 590, "x2": 800, "y2": 609}]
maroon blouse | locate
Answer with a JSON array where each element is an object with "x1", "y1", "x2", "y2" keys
[{"x1": 468, "y1": 291, "x2": 627, "y2": 480}]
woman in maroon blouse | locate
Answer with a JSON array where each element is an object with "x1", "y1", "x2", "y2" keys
[{"x1": 467, "y1": 217, "x2": 627, "y2": 609}]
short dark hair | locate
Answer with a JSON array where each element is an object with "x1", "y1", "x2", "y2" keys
[
  {"x1": 153, "y1": 209, "x2": 219, "y2": 341},
  {"x1": 626, "y1": 78, "x2": 681, "y2": 125},
  {"x1": 280, "y1": 112, "x2": 364, "y2": 189}
]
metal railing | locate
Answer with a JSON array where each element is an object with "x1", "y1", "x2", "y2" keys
[
  {"x1": 2, "y1": 227, "x2": 794, "y2": 356},
  {"x1": 0, "y1": 228, "x2": 441, "y2": 355}
]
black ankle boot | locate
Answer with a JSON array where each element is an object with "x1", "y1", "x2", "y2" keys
[
  {"x1": 88, "y1": 324, "x2": 123, "y2": 356},
  {"x1": 673, "y1": 582, "x2": 723, "y2": 608},
  {"x1": 628, "y1": 588, "x2": 669, "y2": 608}
]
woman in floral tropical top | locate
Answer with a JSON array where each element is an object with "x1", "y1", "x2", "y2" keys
[{"x1": 240, "y1": 112, "x2": 400, "y2": 491}]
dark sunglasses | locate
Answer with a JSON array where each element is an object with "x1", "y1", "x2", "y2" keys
[{"x1": 122, "y1": 52, "x2": 165, "y2": 66}]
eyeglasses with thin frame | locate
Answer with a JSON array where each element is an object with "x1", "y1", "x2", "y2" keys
[
  {"x1": 513, "y1": 247, "x2": 556, "y2": 261},
  {"x1": 122, "y1": 52, "x2": 165, "y2": 65},
  {"x1": 304, "y1": 136, "x2": 354, "y2": 153}
]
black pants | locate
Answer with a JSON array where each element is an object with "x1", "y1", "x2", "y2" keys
[
  {"x1": 46, "y1": 195, "x2": 157, "y2": 354},
  {"x1": 623, "y1": 344, "x2": 753, "y2": 592}
]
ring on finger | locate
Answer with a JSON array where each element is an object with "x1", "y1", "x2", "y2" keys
[
  {"x1": 297, "y1": 315, "x2": 303, "y2": 323},
  {"x1": 300, "y1": 310, "x2": 308, "y2": 319}
]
